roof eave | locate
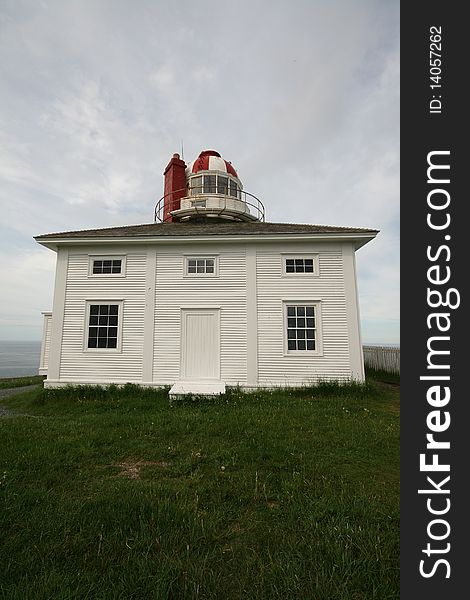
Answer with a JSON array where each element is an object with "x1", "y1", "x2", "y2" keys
[{"x1": 34, "y1": 231, "x2": 377, "y2": 251}]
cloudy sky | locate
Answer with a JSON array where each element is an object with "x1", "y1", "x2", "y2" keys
[{"x1": 0, "y1": 0, "x2": 399, "y2": 344}]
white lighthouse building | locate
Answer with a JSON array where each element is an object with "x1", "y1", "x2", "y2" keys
[{"x1": 36, "y1": 149, "x2": 377, "y2": 395}]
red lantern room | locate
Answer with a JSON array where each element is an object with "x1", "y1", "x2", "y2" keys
[{"x1": 156, "y1": 149, "x2": 265, "y2": 223}]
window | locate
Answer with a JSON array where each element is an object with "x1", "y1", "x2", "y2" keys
[
  {"x1": 286, "y1": 258, "x2": 314, "y2": 273},
  {"x1": 89, "y1": 256, "x2": 126, "y2": 277},
  {"x1": 189, "y1": 174, "x2": 241, "y2": 198},
  {"x1": 286, "y1": 304, "x2": 317, "y2": 351},
  {"x1": 190, "y1": 176, "x2": 202, "y2": 194},
  {"x1": 282, "y1": 254, "x2": 318, "y2": 276},
  {"x1": 186, "y1": 257, "x2": 216, "y2": 275},
  {"x1": 86, "y1": 303, "x2": 121, "y2": 350},
  {"x1": 218, "y1": 176, "x2": 228, "y2": 195},
  {"x1": 93, "y1": 259, "x2": 122, "y2": 274}
]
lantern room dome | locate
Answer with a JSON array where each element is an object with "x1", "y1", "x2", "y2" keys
[
  {"x1": 155, "y1": 148, "x2": 264, "y2": 223},
  {"x1": 187, "y1": 150, "x2": 238, "y2": 179}
]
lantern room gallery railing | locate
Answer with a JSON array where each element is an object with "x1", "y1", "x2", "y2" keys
[{"x1": 154, "y1": 187, "x2": 265, "y2": 223}]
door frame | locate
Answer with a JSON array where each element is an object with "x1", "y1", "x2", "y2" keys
[{"x1": 180, "y1": 306, "x2": 221, "y2": 381}]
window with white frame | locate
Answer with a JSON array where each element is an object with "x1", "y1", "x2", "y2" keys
[
  {"x1": 89, "y1": 256, "x2": 126, "y2": 277},
  {"x1": 285, "y1": 304, "x2": 317, "y2": 351},
  {"x1": 185, "y1": 256, "x2": 217, "y2": 276},
  {"x1": 282, "y1": 254, "x2": 318, "y2": 276},
  {"x1": 86, "y1": 303, "x2": 121, "y2": 349}
]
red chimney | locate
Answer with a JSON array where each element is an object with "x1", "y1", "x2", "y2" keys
[{"x1": 163, "y1": 153, "x2": 187, "y2": 222}]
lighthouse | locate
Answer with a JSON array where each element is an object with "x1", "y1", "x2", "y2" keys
[
  {"x1": 35, "y1": 147, "x2": 377, "y2": 393},
  {"x1": 156, "y1": 149, "x2": 265, "y2": 223}
]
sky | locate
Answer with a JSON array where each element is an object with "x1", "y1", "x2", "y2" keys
[{"x1": 0, "y1": 0, "x2": 399, "y2": 344}]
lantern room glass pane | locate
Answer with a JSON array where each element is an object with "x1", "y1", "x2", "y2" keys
[
  {"x1": 229, "y1": 180, "x2": 238, "y2": 198},
  {"x1": 204, "y1": 175, "x2": 216, "y2": 193},
  {"x1": 217, "y1": 176, "x2": 228, "y2": 195},
  {"x1": 190, "y1": 176, "x2": 202, "y2": 195}
]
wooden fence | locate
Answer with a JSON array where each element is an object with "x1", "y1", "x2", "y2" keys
[{"x1": 363, "y1": 345, "x2": 400, "y2": 374}]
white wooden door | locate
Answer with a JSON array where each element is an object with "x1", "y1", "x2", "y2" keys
[{"x1": 181, "y1": 309, "x2": 220, "y2": 380}]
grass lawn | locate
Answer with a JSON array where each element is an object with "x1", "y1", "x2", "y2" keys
[
  {"x1": 0, "y1": 375, "x2": 44, "y2": 390},
  {"x1": 0, "y1": 379, "x2": 399, "y2": 600}
]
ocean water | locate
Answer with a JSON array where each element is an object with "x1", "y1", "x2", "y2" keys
[
  {"x1": 0, "y1": 341, "x2": 41, "y2": 378},
  {"x1": 0, "y1": 340, "x2": 399, "y2": 379}
]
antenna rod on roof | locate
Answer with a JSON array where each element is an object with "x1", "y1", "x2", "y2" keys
[{"x1": 181, "y1": 139, "x2": 184, "y2": 161}]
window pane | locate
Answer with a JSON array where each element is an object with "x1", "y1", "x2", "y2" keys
[
  {"x1": 287, "y1": 329, "x2": 296, "y2": 339},
  {"x1": 111, "y1": 260, "x2": 122, "y2": 273},
  {"x1": 99, "y1": 305, "x2": 109, "y2": 315},
  {"x1": 305, "y1": 260, "x2": 314, "y2": 272},
  {"x1": 297, "y1": 340, "x2": 306, "y2": 350},
  {"x1": 88, "y1": 338, "x2": 97, "y2": 348},
  {"x1": 109, "y1": 315, "x2": 118, "y2": 326},
  {"x1": 218, "y1": 176, "x2": 228, "y2": 194},
  {"x1": 93, "y1": 261, "x2": 102, "y2": 274},
  {"x1": 287, "y1": 318, "x2": 296, "y2": 328},
  {"x1": 98, "y1": 327, "x2": 108, "y2": 338},
  {"x1": 90, "y1": 305, "x2": 99, "y2": 315},
  {"x1": 306, "y1": 318, "x2": 314, "y2": 328},
  {"x1": 108, "y1": 327, "x2": 117, "y2": 338},
  {"x1": 297, "y1": 329, "x2": 306, "y2": 339},
  {"x1": 288, "y1": 340, "x2": 296, "y2": 351},
  {"x1": 306, "y1": 306, "x2": 314, "y2": 317},
  {"x1": 204, "y1": 175, "x2": 216, "y2": 193},
  {"x1": 98, "y1": 338, "x2": 107, "y2": 348},
  {"x1": 229, "y1": 181, "x2": 238, "y2": 197},
  {"x1": 196, "y1": 260, "x2": 204, "y2": 268},
  {"x1": 109, "y1": 305, "x2": 119, "y2": 315},
  {"x1": 297, "y1": 318, "x2": 305, "y2": 328},
  {"x1": 206, "y1": 265, "x2": 214, "y2": 273},
  {"x1": 191, "y1": 176, "x2": 202, "y2": 195},
  {"x1": 108, "y1": 338, "x2": 117, "y2": 349},
  {"x1": 287, "y1": 306, "x2": 296, "y2": 317},
  {"x1": 188, "y1": 259, "x2": 196, "y2": 268},
  {"x1": 306, "y1": 329, "x2": 314, "y2": 339},
  {"x1": 89, "y1": 315, "x2": 98, "y2": 326},
  {"x1": 89, "y1": 327, "x2": 98, "y2": 337},
  {"x1": 307, "y1": 340, "x2": 315, "y2": 350},
  {"x1": 99, "y1": 315, "x2": 108, "y2": 325},
  {"x1": 188, "y1": 265, "x2": 196, "y2": 273},
  {"x1": 297, "y1": 307, "x2": 305, "y2": 317},
  {"x1": 196, "y1": 266, "x2": 204, "y2": 273}
]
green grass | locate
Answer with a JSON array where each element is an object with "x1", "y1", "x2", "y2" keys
[
  {"x1": 0, "y1": 375, "x2": 44, "y2": 390},
  {"x1": 0, "y1": 379, "x2": 399, "y2": 599},
  {"x1": 365, "y1": 367, "x2": 400, "y2": 386}
]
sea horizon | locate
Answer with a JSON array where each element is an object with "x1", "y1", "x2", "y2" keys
[
  {"x1": 0, "y1": 339, "x2": 400, "y2": 380},
  {"x1": 0, "y1": 340, "x2": 41, "y2": 378}
]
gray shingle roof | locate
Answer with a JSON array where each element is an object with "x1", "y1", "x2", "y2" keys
[{"x1": 35, "y1": 221, "x2": 378, "y2": 240}]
